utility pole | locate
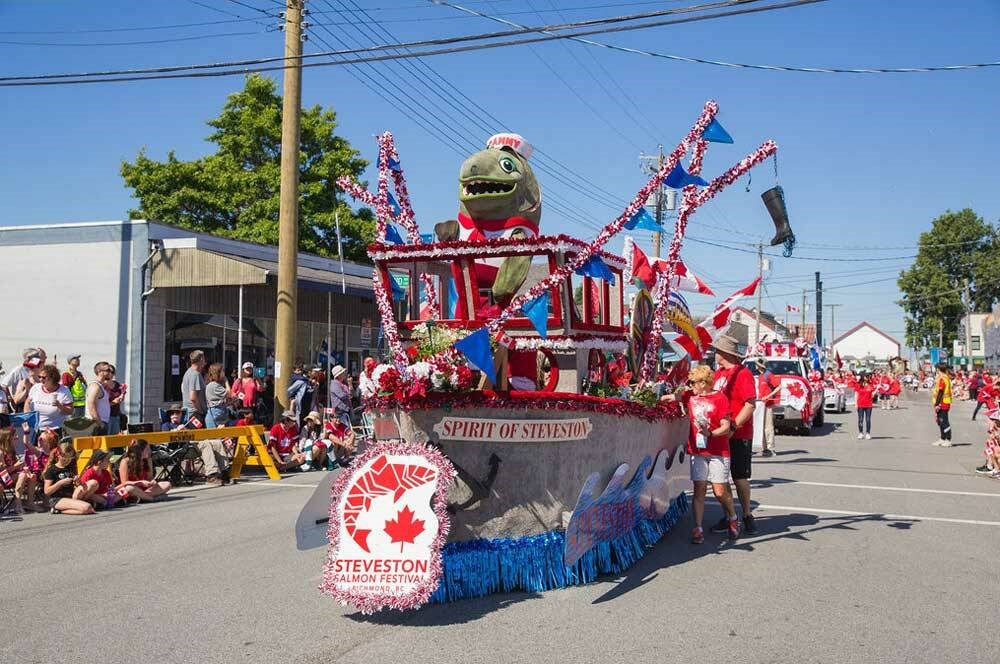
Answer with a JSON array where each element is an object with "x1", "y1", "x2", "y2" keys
[
  {"x1": 825, "y1": 304, "x2": 843, "y2": 346},
  {"x1": 638, "y1": 146, "x2": 670, "y2": 257},
  {"x1": 815, "y1": 272, "x2": 823, "y2": 347},
  {"x1": 754, "y1": 242, "x2": 763, "y2": 345},
  {"x1": 801, "y1": 289, "x2": 807, "y2": 333},
  {"x1": 274, "y1": 0, "x2": 304, "y2": 416},
  {"x1": 964, "y1": 277, "x2": 973, "y2": 368}
]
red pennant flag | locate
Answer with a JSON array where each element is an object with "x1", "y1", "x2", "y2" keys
[
  {"x1": 835, "y1": 350, "x2": 843, "y2": 370},
  {"x1": 630, "y1": 241, "x2": 656, "y2": 290}
]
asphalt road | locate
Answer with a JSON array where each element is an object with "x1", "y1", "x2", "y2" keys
[{"x1": 5, "y1": 391, "x2": 998, "y2": 664}]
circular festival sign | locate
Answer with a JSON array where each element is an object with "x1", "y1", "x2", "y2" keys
[{"x1": 321, "y1": 441, "x2": 455, "y2": 614}]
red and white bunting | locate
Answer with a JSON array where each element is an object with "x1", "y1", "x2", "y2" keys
[
  {"x1": 651, "y1": 258, "x2": 714, "y2": 296},
  {"x1": 693, "y1": 276, "x2": 762, "y2": 349}
]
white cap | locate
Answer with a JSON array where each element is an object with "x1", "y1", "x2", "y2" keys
[
  {"x1": 242, "y1": 361, "x2": 254, "y2": 369},
  {"x1": 486, "y1": 133, "x2": 532, "y2": 160}
]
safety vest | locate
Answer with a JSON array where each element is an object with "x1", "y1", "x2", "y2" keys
[
  {"x1": 933, "y1": 375, "x2": 952, "y2": 407},
  {"x1": 69, "y1": 374, "x2": 87, "y2": 408}
]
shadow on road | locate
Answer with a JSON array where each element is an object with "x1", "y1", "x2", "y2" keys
[{"x1": 590, "y1": 509, "x2": 917, "y2": 604}]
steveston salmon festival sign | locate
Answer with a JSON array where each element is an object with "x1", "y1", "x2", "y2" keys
[
  {"x1": 432, "y1": 417, "x2": 592, "y2": 443},
  {"x1": 321, "y1": 441, "x2": 455, "y2": 614}
]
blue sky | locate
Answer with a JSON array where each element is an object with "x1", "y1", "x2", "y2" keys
[{"x1": 2, "y1": 0, "x2": 998, "y2": 351}]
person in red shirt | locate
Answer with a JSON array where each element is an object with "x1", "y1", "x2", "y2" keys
[
  {"x1": 710, "y1": 334, "x2": 758, "y2": 535},
  {"x1": 847, "y1": 373, "x2": 875, "y2": 439},
  {"x1": 75, "y1": 449, "x2": 116, "y2": 509},
  {"x1": 888, "y1": 375, "x2": 902, "y2": 410},
  {"x1": 662, "y1": 364, "x2": 737, "y2": 543},
  {"x1": 268, "y1": 410, "x2": 306, "y2": 472},
  {"x1": 118, "y1": 440, "x2": 172, "y2": 502},
  {"x1": 754, "y1": 358, "x2": 782, "y2": 458},
  {"x1": 323, "y1": 416, "x2": 357, "y2": 467}
]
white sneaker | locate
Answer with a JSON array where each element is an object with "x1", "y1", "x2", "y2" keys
[
  {"x1": 857, "y1": 433, "x2": 864, "y2": 439},
  {"x1": 939, "y1": 440, "x2": 953, "y2": 447},
  {"x1": 931, "y1": 440, "x2": 942, "y2": 446},
  {"x1": 864, "y1": 433, "x2": 871, "y2": 440}
]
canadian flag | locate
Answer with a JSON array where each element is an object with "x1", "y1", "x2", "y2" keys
[
  {"x1": 652, "y1": 257, "x2": 714, "y2": 296},
  {"x1": 786, "y1": 304, "x2": 800, "y2": 313}
]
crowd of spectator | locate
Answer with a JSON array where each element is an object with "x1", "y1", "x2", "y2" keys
[{"x1": 1, "y1": 346, "x2": 368, "y2": 516}]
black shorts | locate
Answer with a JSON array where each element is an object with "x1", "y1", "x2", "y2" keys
[{"x1": 729, "y1": 438, "x2": 752, "y2": 480}]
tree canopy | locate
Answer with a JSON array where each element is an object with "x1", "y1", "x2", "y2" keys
[
  {"x1": 897, "y1": 209, "x2": 1000, "y2": 349},
  {"x1": 121, "y1": 74, "x2": 374, "y2": 261}
]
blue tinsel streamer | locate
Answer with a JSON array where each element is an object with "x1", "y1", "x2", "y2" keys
[{"x1": 429, "y1": 492, "x2": 689, "y2": 603}]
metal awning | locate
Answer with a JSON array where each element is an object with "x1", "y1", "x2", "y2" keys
[{"x1": 150, "y1": 247, "x2": 372, "y2": 297}]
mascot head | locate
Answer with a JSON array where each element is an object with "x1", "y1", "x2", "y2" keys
[{"x1": 458, "y1": 133, "x2": 541, "y2": 222}]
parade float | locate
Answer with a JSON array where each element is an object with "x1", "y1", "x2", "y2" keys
[{"x1": 314, "y1": 101, "x2": 794, "y2": 613}]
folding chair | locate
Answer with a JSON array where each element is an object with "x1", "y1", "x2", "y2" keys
[{"x1": 153, "y1": 406, "x2": 204, "y2": 485}]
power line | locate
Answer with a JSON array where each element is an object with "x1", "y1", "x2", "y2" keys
[
  {"x1": 687, "y1": 236, "x2": 918, "y2": 261},
  {"x1": 0, "y1": 0, "x2": 825, "y2": 85},
  {"x1": 431, "y1": 0, "x2": 1000, "y2": 76},
  {"x1": 0, "y1": 31, "x2": 264, "y2": 47}
]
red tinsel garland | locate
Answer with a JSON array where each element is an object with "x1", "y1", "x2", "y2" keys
[{"x1": 364, "y1": 390, "x2": 684, "y2": 423}]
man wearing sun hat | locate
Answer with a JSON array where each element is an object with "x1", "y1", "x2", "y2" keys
[
  {"x1": 328, "y1": 365, "x2": 353, "y2": 428},
  {"x1": 710, "y1": 333, "x2": 759, "y2": 536}
]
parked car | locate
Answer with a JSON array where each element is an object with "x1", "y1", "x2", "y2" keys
[{"x1": 823, "y1": 379, "x2": 847, "y2": 413}]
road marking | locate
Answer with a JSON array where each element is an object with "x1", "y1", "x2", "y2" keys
[
  {"x1": 168, "y1": 480, "x2": 320, "y2": 495},
  {"x1": 784, "y1": 480, "x2": 1000, "y2": 499},
  {"x1": 754, "y1": 503, "x2": 1000, "y2": 527}
]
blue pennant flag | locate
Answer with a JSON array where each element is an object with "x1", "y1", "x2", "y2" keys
[
  {"x1": 390, "y1": 274, "x2": 407, "y2": 300},
  {"x1": 420, "y1": 232, "x2": 435, "y2": 244},
  {"x1": 387, "y1": 191, "x2": 402, "y2": 216},
  {"x1": 384, "y1": 224, "x2": 405, "y2": 245},
  {"x1": 575, "y1": 255, "x2": 615, "y2": 285},
  {"x1": 446, "y1": 277, "x2": 458, "y2": 318},
  {"x1": 454, "y1": 328, "x2": 496, "y2": 385},
  {"x1": 624, "y1": 208, "x2": 661, "y2": 231},
  {"x1": 625, "y1": 208, "x2": 663, "y2": 231},
  {"x1": 522, "y1": 291, "x2": 550, "y2": 338},
  {"x1": 702, "y1": 117, "x2": 734, "y2": 144},
  {"x1": 664, "y1": 162, "x2": 709, "y2": 189},
  {"x1": 387, "y1": 156, "x2": 402, "y2": 172}
]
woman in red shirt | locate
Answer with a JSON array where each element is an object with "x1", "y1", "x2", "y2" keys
[
  {"x1": 118, "y1": 439, "x2": 172, "y2": 502},
  {"x1": 662, "y1": 365, "x2": 737, "y2": 543},
  {"x1": 848, "y1": 373, "x2": 875, "y2": 439}
]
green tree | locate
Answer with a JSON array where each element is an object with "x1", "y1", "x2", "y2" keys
[
  {"x1": 121, "y1": 74, "x2": 374, "y2": 260},
  {"x1": 897, "y1": 209, "x2": 1000, "y2": 349}
]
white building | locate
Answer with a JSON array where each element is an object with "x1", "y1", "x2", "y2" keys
[
  {"x1": 0, "y1": 220, "x2": 378, "y2": 422},
  {"x1": 730, "y1": 307, "x2": 790, "y2": 345},
  {"x1": 954, "y1": 312, "x2": 989, "y2": 368},
  {"x1": 831, "y1": 322, "x2": 900, "y2": 365}
]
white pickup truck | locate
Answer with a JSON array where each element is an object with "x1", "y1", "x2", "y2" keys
[{"x1": 744, "y1": 352, "x2": 825, "y2": 436}]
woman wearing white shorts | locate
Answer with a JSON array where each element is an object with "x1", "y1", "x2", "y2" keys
[{"x1": 662, "y1": 364, "x2": 739, "y2": 543}]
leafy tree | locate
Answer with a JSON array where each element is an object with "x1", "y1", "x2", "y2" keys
[
  {"x1": 897, "y1": 209, "x2": 1000, "y2": 349},
  {"x1": 121, "y1": 74, "x2": 374, "y2": 260}
]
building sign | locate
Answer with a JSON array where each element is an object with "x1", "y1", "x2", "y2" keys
[
  {"x1": 322, "y1": 442, "x2": 454, "y2": 614},
  {"x1": 360, "y1": 317, "x2": 373, "y2": 344},
  {"x1": 432, "y1": 417, "x2": 592, "y2": 443}
]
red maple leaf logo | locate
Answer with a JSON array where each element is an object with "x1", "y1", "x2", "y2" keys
[
  {"x1": 787, "y1": 382, "x2": 805, "y2": 398},
  {"x1": 383, "y1": 506, "x2": 425, "y2": 552}
]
